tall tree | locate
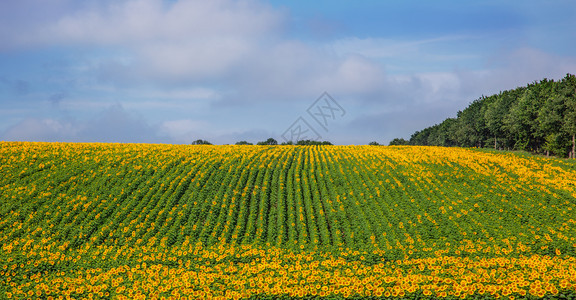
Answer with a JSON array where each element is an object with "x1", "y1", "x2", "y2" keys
[
  {"x1": 560, "y1": 74, "x2": 576, "y2": 158},
  {"x1": 484, "y1": 93, "x2": 516, "y2": 149},
  {"x1": 537, "y1": 89, "x2": 566, "y2": 156},
  {"x1": 428, "y1": 118, "x2": 458, "y2": 147},
  {"x1": 454, "y1": 98, "x2": 488, "y2": 147},
  {"x1": 503, "y1": 85, "x2": 542, "y2": 151}
]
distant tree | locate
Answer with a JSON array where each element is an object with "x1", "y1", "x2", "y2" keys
[
  {"x1": 191, "y1": 139, "x2": 212, "y2": 145},
  {"x1": 368, "y1": 141, "x2": 380, "y2": 146},
  {"x1": 235, "y1": 141, "x2": 253, "y2": 145},
  {"x1": 257, "y1": 138, "x2": 278, "y2": 145},
  {"x1": 388, "y1": 138, "x2": 409, "y2": 146},
  {"x1": 280, "y1": 141, "x2": 294, "y2": 145}
]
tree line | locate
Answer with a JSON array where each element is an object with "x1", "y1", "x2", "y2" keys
[
  {"x1": 392, "y1": 74, "x2": 576, "y2": 158},
  {"x1": 192, "y1": 138, "x2": 333, "y2": 146}
]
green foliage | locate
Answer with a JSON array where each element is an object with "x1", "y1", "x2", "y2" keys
[
  {"x1": 388, "y1": 138, "x2": 409, "y2": 146},
  {"x1": 398, "y1": 74, "x2": 576, "y2": 157},
  {"x1": 191, "y1": 139, "x2": 212, "y2": 145},
  {"x1": 257, "y1": 138, "x2": 278, "y2": 145}
]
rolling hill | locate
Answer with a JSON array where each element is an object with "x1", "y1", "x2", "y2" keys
[{"x1": 1, "y1": 142, "x2": 576, "y2": 299}]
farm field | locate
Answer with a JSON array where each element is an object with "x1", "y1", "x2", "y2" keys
[{"x1": 1, "y1": 142, "x2": 576, "y2": 299}]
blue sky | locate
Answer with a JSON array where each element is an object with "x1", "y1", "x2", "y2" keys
[{"x1": 1, "y1": 0, "x2": 575, "y2": 144}]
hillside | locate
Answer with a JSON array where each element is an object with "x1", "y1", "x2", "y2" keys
[{"x1": 2, "y1": 142, "x2": 576, "y2": 299}]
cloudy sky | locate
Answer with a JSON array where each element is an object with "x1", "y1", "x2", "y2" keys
[{"x1": 1, "y1": 0, "x2": 575, "y2": 145}]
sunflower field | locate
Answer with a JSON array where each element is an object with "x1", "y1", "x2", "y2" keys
[{"x1": 1, "y1": 142, "x2": 576, "y2": 299}]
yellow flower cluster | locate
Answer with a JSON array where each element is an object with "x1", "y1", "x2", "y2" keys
[
  {"x1": 2, "y1": 242, "x2": 576, "y2": 299},
  {"x1": 1, "y1": 142, "x2": 576, "y2": 298}
]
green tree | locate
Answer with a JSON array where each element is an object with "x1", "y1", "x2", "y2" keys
[
  {"x1": 537, "y1": 89, "x2": 566, "y2": 156},
  {"x1": 388, "y1": 138, "x2": 409, "y2": 146},
  {"x1": 484, "y1": 92, "x2": 517, "y2": 150},
  {"x1": 503, "y1": 85, "x2": 544, "y2": 152},
  {"x1": 257, "y1": 138, "x2": 278, "y2": 145},
  {"x1": 454, "y1": 98, "x2": 489, "y2": 147},
  {"x1": 428, "y1": 118, "x2": 458, "y2": 147},
  {"x1": 560, "y1": 74, "x2": 576, "y2": 158},
  {"x1": 406, "y1": 74, "x2": 575, "y2": 157},
  {"x1": 191, "y1": 139, "x2": 212, "y2": 145}
]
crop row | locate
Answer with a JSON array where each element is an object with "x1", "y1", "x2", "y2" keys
[{"x1": 1, "y1": 142, "x2": 576, "y2": 298}]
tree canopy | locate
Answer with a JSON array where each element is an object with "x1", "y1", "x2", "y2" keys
[
  {"x1": 395, "y1": 74, "x2": 576, "y2": 158},
  {"x1": 191, "y1": 139, "x2": 212, "y2": 145},
  {"x1": 257, "y1": 138, "x2": 278, "y2": 145}
]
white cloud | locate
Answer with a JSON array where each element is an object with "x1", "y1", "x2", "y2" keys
[
  {"x1": 2, "y1": 1, "x2": 576, "y2": 145},
  {"x1": 1, "y1": 104, "x2": 171, "y2": 143},
  {"x1": 160, "y1": 119, "x2": 209, "y2": 143},
  {"x1": 136, "y1": 37, "x2": 254, "y2": 80},
  {"x1": 486, "y1": 48, "x2": 576, "y2": 87},
  {"x1": 1, "y1": 118, "x2": 78, "y2": 142},
  {"x1": 18, "y1": 0, "x2": 281, "y2": 46},
  {"x1": 2, "y1": 0, "x2": 284, "y2": 82},
  {"x1": 332, "y1": 55, "x2": 386, "y2": 93},
  {"x1": 222, "y1": 41, "x2": 391, "y2": 105},
  {"x1": 0, "y1": 0, "x2": 467, "y2": 105},
  {"x1": 2, "y1": 0, "x2": 395, "y2": 101}
]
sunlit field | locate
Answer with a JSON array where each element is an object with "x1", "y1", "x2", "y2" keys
[{"x1": 2, "y1": 142, "x2": 576, "y2": 299}]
